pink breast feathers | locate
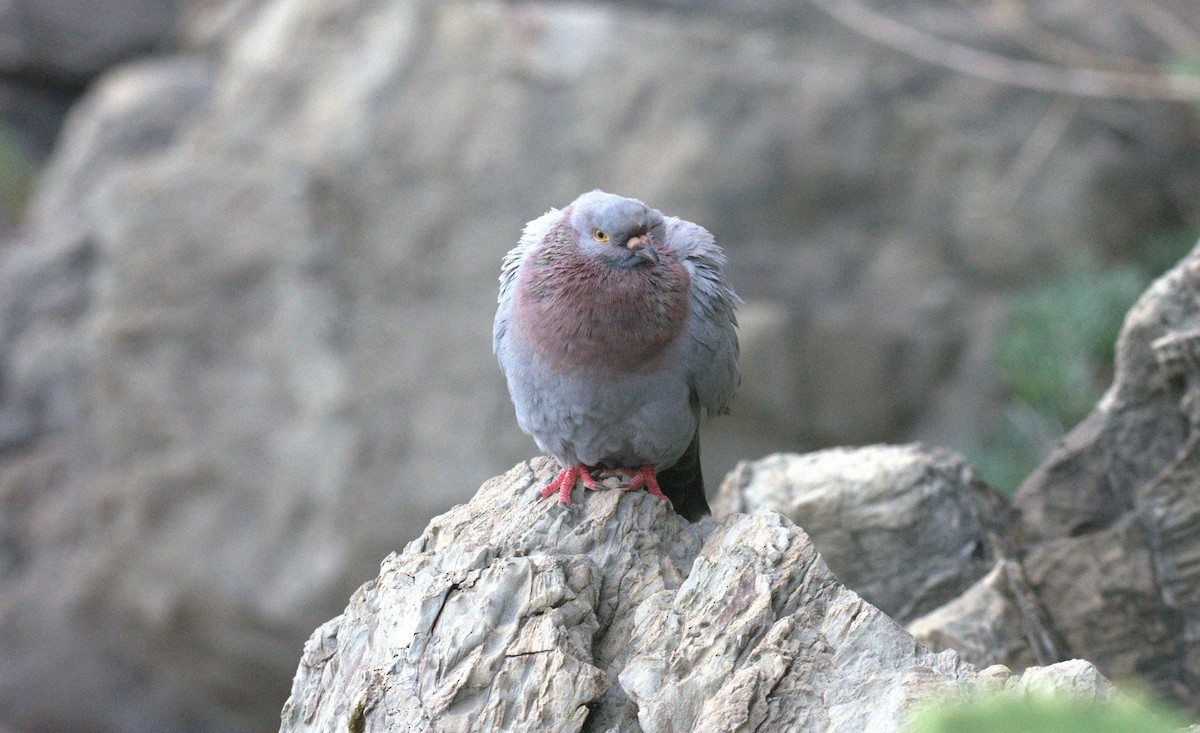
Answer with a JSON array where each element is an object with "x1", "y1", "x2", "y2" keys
[{"x1": 515, "y1": 241, "x2": 691, "y2": 374}]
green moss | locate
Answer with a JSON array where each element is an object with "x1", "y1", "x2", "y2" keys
[{"x1": 906, "y1": 693, "x2": 1193, "y2": 733}]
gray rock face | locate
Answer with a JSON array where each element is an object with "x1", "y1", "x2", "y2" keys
[
  {"x1": 0, "y1": 0, "x2": 177, "y2": 79},
  {"x1": 0, "y1": 0, "x2": 245, "y2": 163},
  {"x1": 908, "y1": 559, "x2": 1058, "y2": 672},
  {"x1": 1014, "y1": 239, "x2": 1200, "y2": 710},
  {"x1": 713, "y1": 444, "x2": 1062, "y2": 675},
  {"x1": 707, "y1": 240, "x2": 1200, "y2": 714},
  {"x1": 712, "y1": 444, "x2": 1014, "y2": 624},
  {"x1": 281, "y1": 457, "x2": 1112, "y2": 733},
  {"x1": 0, "y1": 0, "x2": 186, "y2": 159}
]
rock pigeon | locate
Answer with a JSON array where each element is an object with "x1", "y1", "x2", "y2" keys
[{"x1": 493, "y1": 191, "x2": 740, "y2": 521}]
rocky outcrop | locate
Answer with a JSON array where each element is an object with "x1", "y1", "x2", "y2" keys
[
  {"x1": 712, "y1": 444, "x2": 1060, "y2": 673},
  {"x1": 712, "y1": 240, "x2": 1200, "y2": 712},
  {"x1": 907, "y1": 559, "x2": 1057, "y2": 672},
  {"x1": 1013, "y1": 241, "x2": 1200, "y2": 709},
  {"x1": 712, "y1": 444, "x2": 1015, "y2": 624},
  {"x1": 280, "y1": 457, "x2": 1112, "y2": 733}
]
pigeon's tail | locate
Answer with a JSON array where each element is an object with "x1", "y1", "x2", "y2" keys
[{"x1": 658, "y1": 429, "x2": 710, "y2": 522}]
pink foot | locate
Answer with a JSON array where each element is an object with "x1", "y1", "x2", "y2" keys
[
  {"x1": 626, "y1": 465, "x2": 672, "y2": 506},
  {"x1": 539, "y1": 464, "x2": 600, "y2": 505}
]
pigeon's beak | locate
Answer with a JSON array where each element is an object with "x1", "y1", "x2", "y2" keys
[{"x1": 626, "y1": 235, "x2": 659, "y2": 264}]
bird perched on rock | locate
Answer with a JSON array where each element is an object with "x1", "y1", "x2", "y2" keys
[{"x1": 494, "y1": 190, "x2": 740, "y2": 521}]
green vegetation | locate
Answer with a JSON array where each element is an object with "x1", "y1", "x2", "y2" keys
[
  {"x1": 973, "y1": 229, "x2": 1197, "y2": 493},
  {"x1": 906, "y1": 693, "x2": 1194, "y2": 733},
  {"x1": 995, "y1": 262, "x2": 1144, "y2": 427},
  {"x1": 0, "y1": 124, "x2": 35, "y2": 226}
]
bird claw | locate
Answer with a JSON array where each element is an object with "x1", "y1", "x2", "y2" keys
[
  {"x1": 539, "y1": 464, "x2": 599, "y2": 505},
  {"x1": 539, "y1": 464, "x2": 671, "y2": 508},
  {"x1": 627, "y1": 466, "x2": 672, "y2": 506}
]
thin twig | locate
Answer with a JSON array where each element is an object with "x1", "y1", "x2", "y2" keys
[
  {"x1": 808, "y1": 0, "x2": 1200, "y2": 102},
  {"x1": 997, "y1": 96, "x2": 1078, "y2": 205},
  {"x1": 1001, "y1": 0, "x2": 1159, "y2": 74}
]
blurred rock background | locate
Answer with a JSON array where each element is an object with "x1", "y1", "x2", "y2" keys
[{"x1": 0, "y1": 0, "x2": 1197, "y2": 731}]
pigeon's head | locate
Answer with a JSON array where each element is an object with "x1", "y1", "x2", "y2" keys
[{"x1": 567, "y1": 190, "x2": 666, "y2": 269}]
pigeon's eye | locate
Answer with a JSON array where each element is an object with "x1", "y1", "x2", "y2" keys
[{"x1": 592, "y1": 228, "x2": 610, "y2": 243}]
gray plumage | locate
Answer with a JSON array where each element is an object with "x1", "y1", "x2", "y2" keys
[{"x1": 494, "y1": 190, "x2": 739, "y2": 519}]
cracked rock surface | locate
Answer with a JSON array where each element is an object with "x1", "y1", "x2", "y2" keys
[
  {"x1": 281, "y1": 458, "x2": 1110, "y2": 733},
  {"x1": 1014, "y1": 240, "x2": 1200, "y2": 711},
  {"x1": 712, "y1": 444, "x2": 1014, "y2": 625},
  {"x1": 713, "y1": 445, "x2": 1060, "y2": 672}
]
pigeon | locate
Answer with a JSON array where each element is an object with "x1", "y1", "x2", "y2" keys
[{"x1": 493, "y1": 190, "x2": 740, "y2": 521}]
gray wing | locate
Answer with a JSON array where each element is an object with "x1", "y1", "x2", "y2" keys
[
  {"x1": 493, "y1": 207, "x2": 561, "y2": 363},
  {"x1": 665, "y1": 215, "x2": 741, "y2": 417}
]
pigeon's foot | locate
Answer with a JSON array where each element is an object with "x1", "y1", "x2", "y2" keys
[
  {"x1": 627, "y1": 465, "x2": 672, "y2": 506},
  {"x1": 539, "y1": 464, "x2": 600, "y2": 505}
]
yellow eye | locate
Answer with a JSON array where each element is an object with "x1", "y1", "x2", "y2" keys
[{"x1": 592, "y1": 228, "x2": 610, "y2": 242}]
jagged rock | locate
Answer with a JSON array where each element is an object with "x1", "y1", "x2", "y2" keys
[
  {"x1": 908, "y1": 559, "x2": 1058, "y2": 671},
  {"x1": 714, "y1": 445, "x2": 1061, "y2": 674},
  {"x1": 981, "y1": 658, "x2": 1114, "y2": 702},
  {"x1": 281, "y1": 457, "x2": 1113, "y2": 733},
  {"x1": 712, "y1": 444, "x2": 1014, "y2": 624},
  {"x1": 1014, "y1": 239, "x2": 1200, "y2": 711}
]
